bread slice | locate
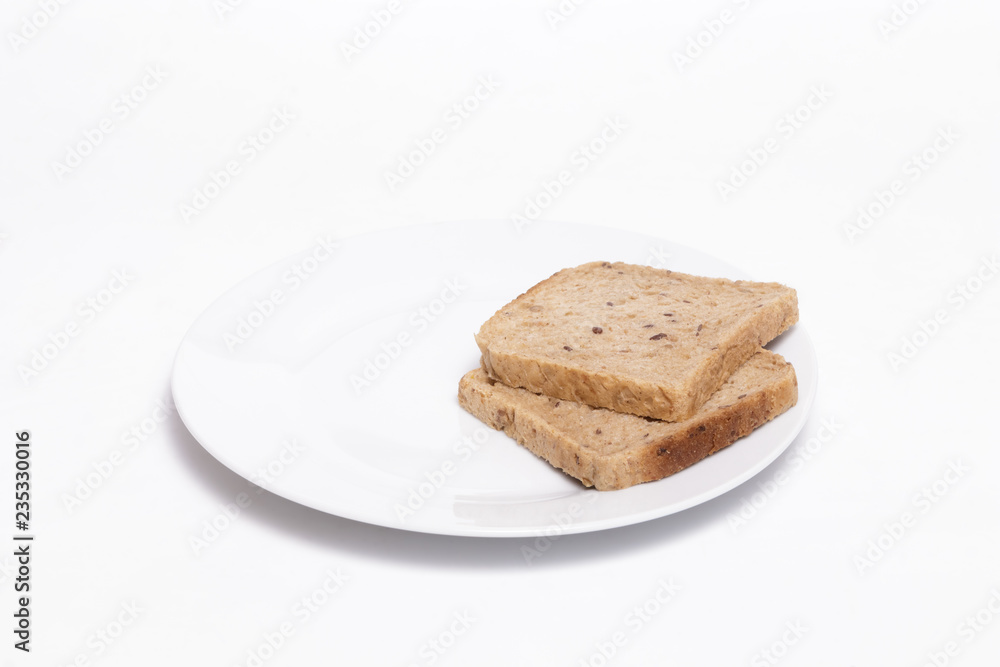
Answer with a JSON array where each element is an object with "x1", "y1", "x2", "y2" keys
[
  {"x1": 459, "y1": 350, "x2": 797, "y2": 491},
  {"x1": 475, "y1": 261, "x2": 797, "y2": 422}
]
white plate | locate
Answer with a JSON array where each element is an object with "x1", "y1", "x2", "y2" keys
[{"x1": 172, "y1": 220, "x2": 816, "y2": 538}]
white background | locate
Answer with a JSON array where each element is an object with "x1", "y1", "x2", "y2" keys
[{"x1": 3, "y1": 0, "x2": 1000, "y2": 665}]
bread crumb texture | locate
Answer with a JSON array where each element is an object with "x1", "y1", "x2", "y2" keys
[{"x1": 475, "y1": 261, "x2": 797, "y2": 422}]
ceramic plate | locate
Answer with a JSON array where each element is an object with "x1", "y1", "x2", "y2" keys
[{"x1": 171, "y1": 220, "x2": 817, "y2": 537}]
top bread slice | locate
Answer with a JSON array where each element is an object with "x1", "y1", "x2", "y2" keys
[
  {"x1": 458, "y1": 350, "x2": 798, "y2": 491},
  {"x1": 475, "y1": 261, "x2": 797, "y2": 422}
]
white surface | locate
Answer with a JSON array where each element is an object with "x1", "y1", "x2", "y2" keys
[
  {"x1": 171, "y1": 221, "x2": 817, "y2": 537},
  {"x1": 2, "y1": 1, "x2": 999, "y2": 665}
]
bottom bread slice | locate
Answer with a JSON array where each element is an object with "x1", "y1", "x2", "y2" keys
[{"x1": 458, "y1": 350, "x2": 797, "y2": 491}]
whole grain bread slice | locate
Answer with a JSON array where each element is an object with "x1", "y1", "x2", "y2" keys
[
  {"x1": 475, "y1": 261, "x2": 797, "y2": 422},
  {"x1": 458, "y1": 350, "x2": 797, "y2": 491}
]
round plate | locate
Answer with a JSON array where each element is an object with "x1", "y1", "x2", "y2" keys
[{"x1": 171, "y1": 220, "x2": 817, "y2": 537}]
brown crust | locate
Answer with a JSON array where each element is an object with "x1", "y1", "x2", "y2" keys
[
  {"x1": 458, "y1": 358, "x2": 798, "y2": 491},
  {"x1": 603, "y1": 370, "x2": 797, "y2": 490}
]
